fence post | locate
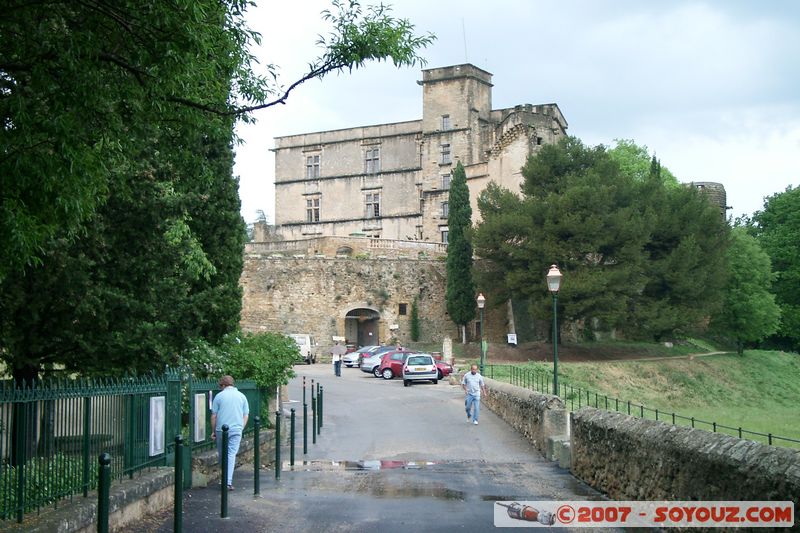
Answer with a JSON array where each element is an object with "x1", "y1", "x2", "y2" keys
[
  {"x1": 768, "y1": 433, "x2": 773, "y2": 445},
  {"x1": 290, "y1": 408, "x2": 296, "y2": 466},
  {"x1": 174, "y1": 436, "x2": 183, "y2": 533},
  {"x1": 318, "y1": 386, "x2": 323, "y2": 431},
  {"x1": 253, "y1": 416, "x2": 261, "y2": 496},
  {"x1": 275, "y1": 410, "x2": 282, "y2": 480},
  {"x1": 312, "y1": 395, "x2": 317, "y2": 445},
  {"x1": 13, "y1": 400, "x2": 27, "y2": 524},
  {"x1": 221, "y1": 425, "x2": 229, "y2": 519},
  {"x1": 83, "y1": 396, "x2": 91, "y2": 497},
  {"x1": 97, "y1": 453, "x2": 111, "y2": 533}
]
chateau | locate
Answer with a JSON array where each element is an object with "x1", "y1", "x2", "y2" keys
[{"x1": 271, "y1": 64, "x2": 568, "y2": 243}]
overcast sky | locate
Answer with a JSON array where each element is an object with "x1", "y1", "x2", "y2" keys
[{"x1": 234, "y1": 0, "x2": 800, "y2": 224}]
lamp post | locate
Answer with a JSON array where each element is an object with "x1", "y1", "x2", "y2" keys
[
  {"x1": 476, "y1": 293, "x2": 486, "y2": 374},
  {"x1": 546, "y1": 265, "x2": 562, "y2": 396}
]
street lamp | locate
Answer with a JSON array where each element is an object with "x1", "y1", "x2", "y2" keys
[
  {"x1": 546, "y1": 265, "x2": 562, "y2": 396},
  {"x1": 476, "y1": 293, "x2": 486, "y2": 374}
]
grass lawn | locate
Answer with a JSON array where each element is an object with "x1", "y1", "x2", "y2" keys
[{"x1": 482, "y1": 349, "x2": 800, "y2": 448}]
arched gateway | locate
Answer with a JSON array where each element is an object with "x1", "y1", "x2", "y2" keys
[{"x1": 344, "y1": 307, "x2": 381, "y2": 347}]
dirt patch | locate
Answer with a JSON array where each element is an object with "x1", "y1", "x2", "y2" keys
[{"x1": 459, "y1": 341, "x2": 671, "y2": 363}]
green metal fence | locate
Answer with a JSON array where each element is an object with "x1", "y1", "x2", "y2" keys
[
  {"x1": 0, "y1": 369, "x2": 264, "y2": 523},
  {"x1": 485, "y1": 364, "x2": 800, "y2": 449}
]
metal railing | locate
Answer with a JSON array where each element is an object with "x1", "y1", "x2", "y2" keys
[
  {"x1": 485, "y1": 364, "x2": 800, "y2": 449},
  {"x1": 0, "y1": 369, "x2": 264, "y2": 523}
]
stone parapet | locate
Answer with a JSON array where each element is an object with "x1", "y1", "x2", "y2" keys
[
  {"x1": 570, "y1": 408, "x2": 800, "y2": 504},
  {"x1": 479, "y1": 377, "x2": 568, "y2": 455}
]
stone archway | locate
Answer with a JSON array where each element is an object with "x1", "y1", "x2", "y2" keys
[{"x1": 344, "y1": 307, "x2": 381, "y2": 347}]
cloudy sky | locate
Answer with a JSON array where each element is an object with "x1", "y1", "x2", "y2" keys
[{"x1": 234, "y1": 0, "x2": 800, "y2": 224}]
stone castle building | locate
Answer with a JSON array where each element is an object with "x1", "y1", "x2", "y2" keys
[
  {"x1": 242, "y1": 64, "x2": 568, "y2": 347},
  {"x1": 272, "y1": 64, "x2": 568, "y2": 243}
]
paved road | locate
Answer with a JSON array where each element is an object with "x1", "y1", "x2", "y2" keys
[{"x1": 123, "y1": 363, "x2": 619, "y2": 532}]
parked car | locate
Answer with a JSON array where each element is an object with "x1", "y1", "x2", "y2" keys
[
  {"x1": 435, "y1": 360, "x2": 453, "y2": 380},
  {"x1": 359, "y1": 346, "x2": 399, "y2": 376},
  {"x1": 402, "y1": 353, "x2": 438, "y2": 386},
  {"x1": 343, "y1": 345, "x2": 379, "y2": 367},
  {"x1": 378, "y1": 350, "x2": 414, "y2": 380},
  {"x1": 288, "y1": 334, "x2": 317, "y2": 364}
]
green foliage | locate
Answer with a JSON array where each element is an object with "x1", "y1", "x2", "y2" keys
[
  {"x1": 475, "y1": 136, "x2": 730, "y2": 341},
  {"x1": 711, "y1": 228, "x2": 781, "y2": 353},
  {"x1": 607, "y1": 139, "x2": 679, "y2": 187},
  {"x1": 0, "y1": 0, "x2": 433, "y2": 379},
  {"x1": 0, "y1": 454, "x2": 98, "y2": 512},
  {"x1": 445, "y1": 162, "x2": 476, "y2": 328},
  {"x1": 410, "y1": 297, "x2": 421, "y2": 341},
  {"x1": 224, "y1": 332, "x2": 298, "y2": 390},
  {"x1": 751, "y1": 186, "x2": 800, "y2": 351}
]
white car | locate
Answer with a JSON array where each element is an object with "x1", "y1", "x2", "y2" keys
[{"x1": 402, "y1": 353, "x2": 438, "y2": 386}]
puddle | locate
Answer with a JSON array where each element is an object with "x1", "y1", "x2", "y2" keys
[{"x1": 282, "y1": 459, "x2": 440, "y2": 471}]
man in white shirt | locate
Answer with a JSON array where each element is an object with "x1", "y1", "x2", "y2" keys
[
  {"x1": 461, "y1": 364, "x2": 487, "y2": 425},
  {"x1": 330, "y1": 341, "x2": 346, "y2": 377}
]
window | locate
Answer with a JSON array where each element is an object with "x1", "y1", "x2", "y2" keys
[
  {"x1": 365, "y1": 147, "x2": 380, "y2": 174},
  {"x1": 441, "y1": 201, "x2": 449, "y2": 218},
  {"x1": 365, "y1": 192, "x2": 380, "y2": 218},
  {"x1": 305, "y1": 155, "x2": 320, "y2": 178},
  {"x1": 441, "y1": 115, "x2": 451, "y2": 130},
  {"x1": 440, "y1": 144, "x2": 451, "y2": 164},
  {"x1": 441, "y1": 173, "x2": 451, "y2": 190},
  {"x1": 399, "y1": 303, "x2": 408, "y2": 315},
  {"x1": 441, "y1": 228, "x2": 449, "y2": 243},
  {"x1": 306, "y1": 197, "x2": 320, "y2": 222}
]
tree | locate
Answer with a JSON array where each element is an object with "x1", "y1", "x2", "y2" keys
[
  {"x1": 474, "y1": 136, "x2": 729, "y2": 341},
  {"x1": 711, "y1": 228, "x2": 780, "y2": 354},
  {"x1": 751, "y1": 186, "x2": 800, "y2": 351},
  {"x1": 445, "y1": 162, "x2": 476, "y2": 341},
  {"x1": 410, "y1": 297, "x2": 421, "y2": 342},
  {"x1": 0, "y1": 0, "x2": 434, "y2": 380},
  {"x1": 0, "y1": 0, "x2": 434, "y2": 283},
  {"x1": 607, "y1": 139, "x2": 679, "y2": 187},
  {"x1": 477, "y1": 138, "x2": 650, "y2": 333}
]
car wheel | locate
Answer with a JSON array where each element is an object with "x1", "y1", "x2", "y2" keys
[
  {"x1": 372, "y1": 366, "x2": 381, "y2": 378},
  {"x1": 382, "y1": 368, "x2": 393, "y2": 380},
  {"x1": 437, "y1": 369, "x2": 443, "y2": 380},
  {"x1": 432, "y1": 378, "x2": 438, "y2": 385},
  {"x1": 403, "y1": 379, "x2": 410, "y2": 387}
]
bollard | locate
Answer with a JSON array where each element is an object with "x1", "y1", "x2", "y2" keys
[
  {"x1": 174, "y1": 435, "x2": 183, "y2": 533},
  {"x1": 275, "y1": 410, "x2": 281, "y2": 479},
  {"x1": 290, "y1": 408, "x2": 296, "y2": 466},
  {"x1": 303, "y1": 402, "x2": 308, "y2": 454},
  {"x1": 97, "y1": 453, "x2": 111, "y2": 533},
  {"x1": 312, "y1": 396, "x2": 317, "y2": 445},
  {"x1": 303, "y1": 376, "x2": 306, "y2": 405},
  {"x1": 318, "y1": 386, "x2": 323, "y2": 430},
  {"x1": 253, "y1": 416, "x2": 261, "y2": 496},
  {"x1": 221, "y1": 425, "x2": 229, "y2": 519}
]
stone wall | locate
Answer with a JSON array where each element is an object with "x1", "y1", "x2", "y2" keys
[
  {"x1": 571, "y1": 408, "x2": 800, "y2": 504},
  {"x1": 480, "y1": 377, "x2": 568, "y2": 455},
  {"x1": 240, "y1": 255, "x2": 459, "y2": 346}
]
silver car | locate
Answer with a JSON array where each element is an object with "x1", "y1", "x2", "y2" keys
[
  {"x1": 343, "y1": 345, "x2": 379, "y2": 367},
  {"x1": 402, "y1": 353, "x2": 438, "y2": 386},
  {"x1": 359, "y1": 346, "x2": 397, "y2": 377}
]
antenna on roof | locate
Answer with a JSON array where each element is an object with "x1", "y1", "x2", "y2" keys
[{"x1": 462, "y1": 18, "x2": 468, "y2": 62}]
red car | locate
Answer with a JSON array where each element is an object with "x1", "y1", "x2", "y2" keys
[
  {"x1": 378, "y1": 350, "x2": 412, "y2": 380},
  {"x1": 435, "y1": 360, "x2": 453, "y2": 380}
]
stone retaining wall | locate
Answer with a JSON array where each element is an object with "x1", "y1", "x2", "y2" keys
[
  {"x1": 571, "y1": 408, "x2": 800, "y2": 505},
  {"x1": 480, "y1": 377, "x2": 568, "y2": 455}
]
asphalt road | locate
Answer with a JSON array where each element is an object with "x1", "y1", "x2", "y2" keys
[{"x1": 123, "y1": 363, "x2": 621, "y2": 532}]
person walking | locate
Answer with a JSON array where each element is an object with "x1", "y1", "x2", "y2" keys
[
  {"x1": 211, "y1": 375, "x2": 249, "y2": 490},
  {"x1": 330, "y1": 341, "x2": 346, "y2": 377},
  {"x1": 461, "y1": 364, "x2": 487, "y2": 425}
]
